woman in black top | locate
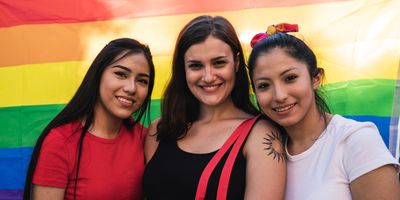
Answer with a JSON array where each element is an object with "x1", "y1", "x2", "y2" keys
[{"x1": 143, "y1": 15, "x2": 286, "y2": 199}]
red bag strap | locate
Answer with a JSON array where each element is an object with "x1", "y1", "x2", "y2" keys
[{"x1": 195, "y1": 115, "x2": 260, "y2": 200}]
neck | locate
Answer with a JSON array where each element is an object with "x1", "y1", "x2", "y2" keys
[
  {"x1": 89, "y1": 103, "x2": 123, "y2": 139},
  {"x1": 285, "y1": 104, "x2": 330, "y2": 155},
  {"x1": 199, "y1": 98, "x2": 246, "y2": 123}
]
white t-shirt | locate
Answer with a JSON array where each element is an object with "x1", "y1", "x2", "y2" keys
[{"x1": 285, "y1": 115, "x2": 399, "y2": 200}]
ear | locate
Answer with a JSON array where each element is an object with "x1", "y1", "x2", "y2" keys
[
  {"x1": 235, "y1": 53, "x2": 240, "y2": 72},
  {"x1": 312, "y1": 68, "x2": 322, "y2": 90}
]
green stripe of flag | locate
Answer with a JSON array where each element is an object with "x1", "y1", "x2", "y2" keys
[{"x1": 0, "y1": 79, "x2": 395, "y2": 148}]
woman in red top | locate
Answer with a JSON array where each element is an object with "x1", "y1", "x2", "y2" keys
[{"x1": 23, "y1": 38, "x2": 155, "y2": 200}]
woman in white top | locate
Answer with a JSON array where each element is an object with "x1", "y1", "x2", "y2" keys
[{"x1": 248, "y1": 23, "x2": 400, "y2": 200}]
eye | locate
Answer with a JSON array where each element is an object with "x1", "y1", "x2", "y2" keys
[
  {"x1": 285, "y1": 75, "x2": 297, "y2": 82},
  {"x1": 187, "y1": 62, "x2": 203, "y2": 70},
  {"x1": 137, "y1": 78, "x2": 149, "y2": 85},
  {"x1": 115, "y1": 71, "x2": 128, "y2": 79},
  {"x1": 256, "y1": 82, "x2": 270, "y2": 90},
  {"x1": 213, "y1": 60, "x2": 227, "y2": 68}
]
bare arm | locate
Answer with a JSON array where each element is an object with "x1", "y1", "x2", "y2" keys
[
  {"x1": 243, "y1": 119, "x2": 286, "y2": 200},
  {"x1": 32, "y1": 184, "x2": 65, "y2": 200},
  {"x1": 144, "y1": 118, "x2": 160, "y2": 163},
  {"x1": 350, "y1": 164, "x2": 400, "y2": 200}
]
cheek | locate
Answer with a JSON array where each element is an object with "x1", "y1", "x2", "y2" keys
[
  {"x1": 296, "y1": 82, "x2": 315, "y2": 101},
  {"x1": 185, "y1": 71, "x2": 198, "y2": 85},
  {"x1": 222, "y1": 66, "x2": 236, "y2": 80},
  {"x1": 256, "y1": 92, "x2": 271, "y2": 110}
]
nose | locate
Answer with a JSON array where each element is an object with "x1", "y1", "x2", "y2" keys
[
  {"x1": 201, "y1": 65, "x2": 216, "y2": 83},
  {"x1": 123, "y1": 78, "x2": 136, "y2": 94},
  {"x1": 273, "y1": 83, "x2": 288, "y2": 102}
]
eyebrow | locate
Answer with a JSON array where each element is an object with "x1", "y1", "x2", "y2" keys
[
  {"x1": 112, "y1": 65, "x2": 150, "y2": 78},
  {"x1": 211, "y1": 56, "x2": 227, "y2": 62},
  {"x1": 254, "y1": 67, "x2": 298, "y2": 81},
  {"x1": 280, "y1": 67, "x2": 297, "y2": 76},
  {"x1": 186, "y1": 56, "x2": 227, "y2": 63},
  {"x1": 112, "y1": 65, "x2": 131, "y2": 72},
  {"x1": 137, "y1": 73, "x2": 151, "y2": 78}
]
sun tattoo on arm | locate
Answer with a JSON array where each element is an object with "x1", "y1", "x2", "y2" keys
[{"x1": 263, "y1": 131, "x2": 286, "y2": 162}]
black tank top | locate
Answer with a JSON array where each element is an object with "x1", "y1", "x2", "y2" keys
[{"x1": 143, "y1": 139, "x2": 246, "y2": 200}]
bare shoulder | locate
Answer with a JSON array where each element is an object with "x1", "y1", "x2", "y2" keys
[
  {"x1": 144, "y1": 118, "x2": 161, "y2": 163},
  {"x1": 242, "y1": 117, "x2": 286, "y2": 199},
  {"x1": 244, "y1": 118, "x2": 286, "y2": 163}
]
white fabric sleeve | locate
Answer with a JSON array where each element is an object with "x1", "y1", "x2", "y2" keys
[{"x1": 342, "y1": 123, "x2": 399, "y2": 182}]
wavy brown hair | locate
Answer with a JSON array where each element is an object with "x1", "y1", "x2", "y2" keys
[{"x1": 156, "y1": 15, "x2": 258, "y2": 141}]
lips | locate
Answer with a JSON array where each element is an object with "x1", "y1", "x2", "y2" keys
[
  {"x1": 273, "y1": 103, "x2": 295, "y2": 112},
  {"x1": 199, "y1": 83, "x2": 223, "y2": 92},
  {"x1": 117, "y1": 96, "x2": 134, "y2": 106}
]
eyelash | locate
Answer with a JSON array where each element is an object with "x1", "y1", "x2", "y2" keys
[
  {"x1": 213, "y1": 60, "x2": 227, "y2": 67},
  {"x1": 188, "y1": 63, "x2": 203, "y2": 69},
  {"x1": 285, "y1": 75, "x2": 297, "y2": 82},
  {"x1": 115, "y1": 71, "x2": 127, "y2": 79},
  {"x1": 188, "y1": 60, "x2": 227, "y2": 69},
  {"x1": 115, "y1": 71, "x2": 149, "y2": 85},
  {"x1": 138, "y1": 79, "x2": 149, "y2": 85},
  {"x1": 257, "y1": 83, "x2": 269, "y2": 90}
]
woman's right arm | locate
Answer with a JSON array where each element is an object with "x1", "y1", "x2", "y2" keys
[
  {"x1": 32, "y1": 185, "x2": 65, "y2": 200},
  {"x1": 32, "y1": 129, "x2": 68, "y2": 200},
  {"x1": 144, "y1": 118, "x2": 160, "y2": 163}
]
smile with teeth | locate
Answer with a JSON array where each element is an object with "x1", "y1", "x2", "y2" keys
[
  {"x1": 200, "y1": 83, "x2": 222, "y2": 91},
  {"x1": 117, "y1": 97, "x2": 133, "y2": 105},
  {"x1": 273, "y1": 104, "x2": 295, "y2": 112}
]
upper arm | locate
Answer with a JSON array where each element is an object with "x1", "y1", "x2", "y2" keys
[
  {"x1": 32, "y1": 184, "x2": 65, "y2": 200},
  {"x1": 344, "y1": 125, "x2": 400, "y2": 199},
  {"x1": 243, "y1": 119, "x2": 286, "y2": 200},
  {"x1": 33, "y1": 129, "x2": 69, "y2": 188},
  {"x1": 350, "y1": 164, "x2": 400, "y2": 200},
  {"x1": 343, "y1": 125, "x2": 398, "y2": 181},
  {"x1": 144, "y1": 118, "x2": 160, "y2": 163}
]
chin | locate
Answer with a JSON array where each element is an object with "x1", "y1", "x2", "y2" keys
[
  {"x1": 277, "y1": 118, "x2": 299, "y2": 128},
  {"x1": 114, "y1": 110, "x2": 135, "y2": 120}
]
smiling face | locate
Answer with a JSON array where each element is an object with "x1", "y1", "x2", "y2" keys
[
  {"x1": 252, "y1": 48, "x2": 321, "y2": 128},
  {"x1": 184, "y1": 35, "x2": 238, "y2": 107},
  {"x1": 96, "y1": 52, "x2": 150, "y2": 121}
]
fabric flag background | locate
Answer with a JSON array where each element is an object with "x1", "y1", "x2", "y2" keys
[{"x1": 0, "y1": 0, "x2": 399, "y2": 199}]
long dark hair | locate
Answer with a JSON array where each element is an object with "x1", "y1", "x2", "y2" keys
[
  {"x1": 23, "y1": 38, "x2": 155, "y2": 199},
  {"x1": 156, "y1": 15, "x2": 258, "y2": 141},
  {"x1": 248, "y1": 32, "x2": 330, "y2": 122}
]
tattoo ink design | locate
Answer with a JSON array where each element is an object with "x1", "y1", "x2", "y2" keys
[{"x1": 263, "y1": 131, "x2": 286, "y2": 162}]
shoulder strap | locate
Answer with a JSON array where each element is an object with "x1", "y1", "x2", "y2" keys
[{"x1": 195, "y1": 115, "x2": 260, "y2": 200}]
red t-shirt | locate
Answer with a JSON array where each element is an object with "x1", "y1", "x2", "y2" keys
[{"x1": 33, "y1": 120, "x2": 147, "y2": 200}]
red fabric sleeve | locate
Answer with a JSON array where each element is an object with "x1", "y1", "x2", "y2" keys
[{"x1": 32, "y1": 128, "x2": 69, "y2": 188}]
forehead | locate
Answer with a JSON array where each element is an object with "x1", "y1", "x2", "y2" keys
[
  {"x1": 110, "y1": 53, "x2": 150, "y2": 73},
  {"x1": 184, "y1": 36, "x2": 233, "y2": 61},
  {"x1": 253, "y1": 48, "x2": 307, "y2": 75}
]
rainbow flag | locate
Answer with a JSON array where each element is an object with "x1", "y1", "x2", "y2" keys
[{"x1": 1, "y1": 0, "x2": 399, "y2": 199}]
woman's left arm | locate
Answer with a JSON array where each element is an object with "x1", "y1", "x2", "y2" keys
[
  {"x1": 243, "y1": 119, "x2": 286, "y2": 200},
  {"x1": 344, "y1": 124, "x2": 400, "y2": 200},
  {"x1": 350, "y1": 164, "x2": 400, "y2": 200}
]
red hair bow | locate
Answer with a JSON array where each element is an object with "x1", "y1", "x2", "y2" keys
[{"x1": 250, "y1": 23, "x2": 298, "y2": 48}]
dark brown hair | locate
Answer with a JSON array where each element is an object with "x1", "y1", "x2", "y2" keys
[
  {"x1": 248, "y1": 32, "x2": 330, "y2": 122},
  {"x1": 156, "y1": 15, "x2": 258, "y2": 141}
]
